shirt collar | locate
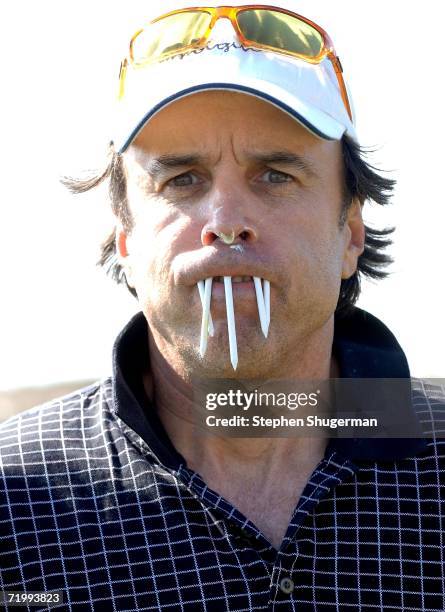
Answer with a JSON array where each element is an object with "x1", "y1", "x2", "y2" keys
[
  {"x1": 112, "y1": 311, "x2": 185, "y2": 470},
  {"x1": 328, "y1": 307, "x2": 428, "y2": 461},
  {"x1": 112, "y1": 307, "x2": 427, "y2": 469}
]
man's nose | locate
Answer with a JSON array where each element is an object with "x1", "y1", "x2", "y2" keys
[
  {"x1": 200, "y1": 187, "x2": 259, "y2": 247},
  {"x1": 201, "y1": 222, "x2": 257, "y2": 247}
]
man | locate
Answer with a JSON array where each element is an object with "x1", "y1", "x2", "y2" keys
[{"x1": 1, "y1": 4, "x2": 444, "y2": 611}]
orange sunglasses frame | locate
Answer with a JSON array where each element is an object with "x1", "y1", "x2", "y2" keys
[{"x1": 119, "y1": 5, "x2": 352, "y2": 121}]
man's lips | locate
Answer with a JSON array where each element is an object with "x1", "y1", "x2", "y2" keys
[
  {"x1": 172, "y1": 248, "x2": 280, "y2": 288},
  {"x1": 179, "y1": 264, "x2": 273, "y2": 287}
]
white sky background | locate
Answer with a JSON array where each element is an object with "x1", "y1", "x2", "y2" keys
[{"x1": 0, "y1": 0, "x2": 444, "y2": 391}]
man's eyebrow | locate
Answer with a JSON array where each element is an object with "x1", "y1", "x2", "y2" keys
[
  {"x1": 146, "y1": 154, "x2": 203, "y2": 177},
  {"x1": 249, "y1": 151, "x2": 319, "y2": 178},
  {"x1": 144, "y1": 151, "x2": 318, "y2": 178}
]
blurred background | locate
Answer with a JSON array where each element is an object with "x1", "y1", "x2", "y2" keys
[{"x1": 1, "y1": 1, "x2": 444, "y2": 420}]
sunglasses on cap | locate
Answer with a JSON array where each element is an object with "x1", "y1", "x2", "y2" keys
[{"x1": 118, "y1": 4, "x2": 353, "y2": 122}]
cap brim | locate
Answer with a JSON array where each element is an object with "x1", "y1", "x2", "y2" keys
[{"x1": 114, "y1": 43, "x2": 357, "y2": 153}]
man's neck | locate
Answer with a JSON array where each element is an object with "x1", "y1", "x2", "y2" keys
[
  {"x1": 143, "y1": 326, "x2": 335, "y2": 550},
  {"x1": 143, "y1": 317, "x2": 337, "y2": 481}
]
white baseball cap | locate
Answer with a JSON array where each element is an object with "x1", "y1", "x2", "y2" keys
[{"x1": 113, "y1": 5, "x2": 357, "y2": 153}]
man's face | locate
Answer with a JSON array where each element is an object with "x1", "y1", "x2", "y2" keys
[{"x1": 118, "y1": 91, "x2": 364, "y2": 378}]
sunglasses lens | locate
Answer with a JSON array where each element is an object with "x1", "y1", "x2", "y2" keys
[
  {"x1": 237, "y1": 9, "x2": 323, "y2": 58},
  {"x1": 131, "y1": 11, "x2": 212, "y2": 64}
]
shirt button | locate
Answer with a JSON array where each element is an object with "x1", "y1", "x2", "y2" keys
[{"x1": 279, "y1": 577, "x2": 295, "y2": 594}]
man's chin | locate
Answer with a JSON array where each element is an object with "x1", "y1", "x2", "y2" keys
[
  {"x1": 151, "y1": 317, "x2": 281, "y2": 379},
  {"x1": 194, "y1": 338, "x2": 276, "y2": 380}
]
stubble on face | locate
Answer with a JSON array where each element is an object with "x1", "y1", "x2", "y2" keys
[{"x1": 121, "y1": 91, "x2": 350, "y2": 381}]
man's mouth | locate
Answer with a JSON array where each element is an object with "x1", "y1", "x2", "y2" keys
[
  {"x1": 197, "y1": 276, "x2": 270, "y2": 370},
  {"x1": 213, "y1": 276, "x2": 252, "y2": 283}
]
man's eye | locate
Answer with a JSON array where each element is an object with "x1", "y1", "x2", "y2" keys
[
  {"x1": 168, "y1": 172, "x2": 200, "y2": 187},
  {"x1": 261, "y1": 169, "x2": 292, "y2": 184}
]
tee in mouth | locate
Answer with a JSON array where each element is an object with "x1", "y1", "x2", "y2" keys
[{"x1": 197, "y1": 276, "x2": 270, "y2": 370}]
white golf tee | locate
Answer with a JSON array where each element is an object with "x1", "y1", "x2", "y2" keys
[{"x1": 197, "y1": 276, "x2": 270, "y2": 370}]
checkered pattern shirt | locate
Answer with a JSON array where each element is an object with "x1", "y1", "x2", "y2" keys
[{"x1": 1, "y1": 308, "x2": 444, "y2": 611}]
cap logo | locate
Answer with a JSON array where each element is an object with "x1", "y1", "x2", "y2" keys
[{"x1": 161, "y1": 41, "x2": 261, "y2": 63}]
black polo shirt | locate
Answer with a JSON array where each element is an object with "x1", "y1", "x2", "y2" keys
[{"x1": 0, "y1": 308, "x2": 444, "y2": 611}]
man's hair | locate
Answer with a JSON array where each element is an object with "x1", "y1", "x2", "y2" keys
[{"x1": 62, "y1": 134, "x2": 395, "y2": 316}]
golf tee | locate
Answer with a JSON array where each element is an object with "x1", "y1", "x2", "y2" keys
[
  {"x1": 253, "y1": 277, "x2": 268, "y2": 338},
  {"x1": 199, "y1": 277, "x2": 213, "y2": 357},
  {"x1": 263, "y1": 279, "x2": 270, "y2": 330},
  {"x1": 197, "y1": 280, "x2": 214, "y2": 336},
  {"x1": 197, "y1": 275, "x2": 270, "y2": 370},
  {"x1": 223, "y1": 276, "x2": 238, "y2": 370}
]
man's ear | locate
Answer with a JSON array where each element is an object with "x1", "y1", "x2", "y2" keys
[
  {"x1": 341, "y1": 198, "x2": 365, "y2": 280},
  {"x1": 115, "y1": 223, "x2": 135, "y2": 288}
]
